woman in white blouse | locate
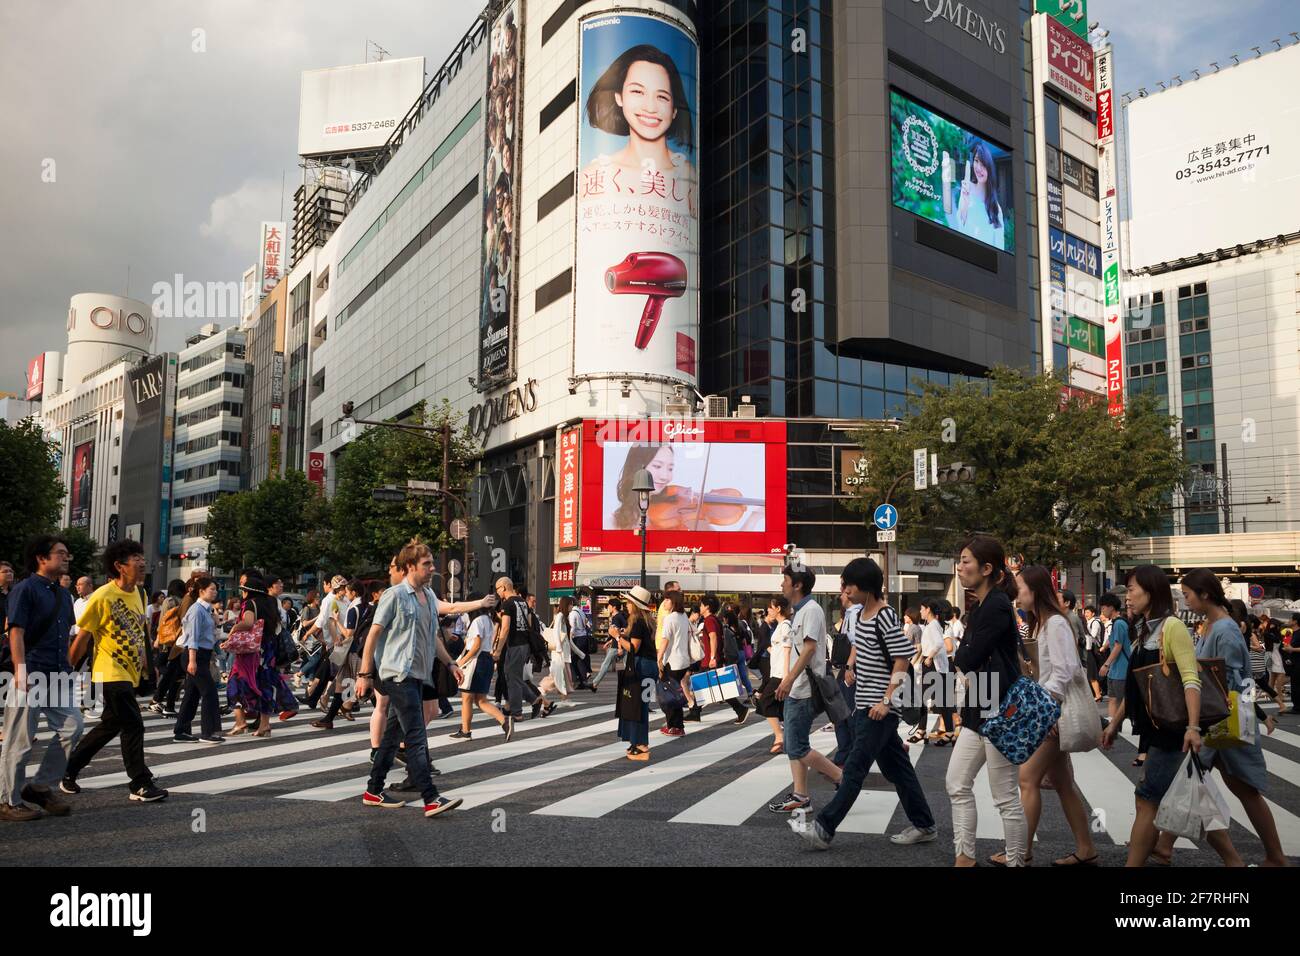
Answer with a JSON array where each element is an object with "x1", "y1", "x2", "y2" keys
[
  {"x1": 919, "y1": 599, "x2": 955, "y2": 745},
  {"x1": 1008, "y1": 566, "x2": 1099, "y2": 867},
  {"x1": 656, "y1": 592, "x2": 694, "y2": 737}
]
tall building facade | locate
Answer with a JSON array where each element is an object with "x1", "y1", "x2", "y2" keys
[
  {"x1": 244, "y1": 278, "x2": 287, "y2": 488},
  {"x1": 1120, "y1": 42, "x2": 1300, "y2": 588},
  {"x1": 170, "y1": 324, "x2": 247, "y2": 581}
]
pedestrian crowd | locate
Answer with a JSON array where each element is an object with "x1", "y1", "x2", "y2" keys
[{"x1": 0, "y1": 531, "x2": 1294, "y2": 866}]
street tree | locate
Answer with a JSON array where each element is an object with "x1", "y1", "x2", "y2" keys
[
  {"x1": 245, "y1": 470, "x2": 331, "y2": 583},
  {"x1": 0, "y1": 419, "x2": 64, "y2": 566},
  {"x1": 850, "y1": 368, "x2": 1185, "y2": 567},
  {"x1": 205, "y1": 490, "x2": 253, "y2": 576},
  {"x1": 330, "y1": 401, "x2": 477, "y2": 574}
]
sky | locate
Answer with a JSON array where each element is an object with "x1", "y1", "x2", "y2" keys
[{"x1": 1, "y1": 1, "x2": 1295, "y2": 394}]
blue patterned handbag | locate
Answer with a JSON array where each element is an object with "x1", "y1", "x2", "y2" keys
[{"x1": 978, "y1": 676, "x2": 1061, "y2": 765}]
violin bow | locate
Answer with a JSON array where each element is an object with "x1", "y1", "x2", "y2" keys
[{"x1": 690, "y1": 442, "x2": 714, "y2": 529}]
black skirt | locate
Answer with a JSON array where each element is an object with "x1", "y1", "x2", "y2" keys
[{"x1": 755, "y1": 676, "x2": 784, "y2": 719}]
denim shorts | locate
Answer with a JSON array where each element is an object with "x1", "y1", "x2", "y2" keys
[
  {"x1": 783, "y1": 694, "x2": 817, "y2": 760},
  {"x1": 1135, "y1": 745, "x2": 1187, "y2": 803}
]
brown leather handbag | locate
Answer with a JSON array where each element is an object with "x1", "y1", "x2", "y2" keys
[
  {"x1": 1018, "y1": 637, "x2": 1040, "y2": 682},
  {"x1": 1132, "y1": 627, "x2": 1230, "y2": 731}
]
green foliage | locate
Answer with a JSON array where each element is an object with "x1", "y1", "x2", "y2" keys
[
  {"x1": 205, "y1": 490, "x2": 252, "y2": 575},
  {"x1": 0, "y1": 419, "x2": 64, "y2": 566},
  {"x1": 203, "y1": 473, "x2": 329, "y2": 584},
  {"x1": 57, "y1": 526, "x2": 100, "y2": 583},
  {"x1": 849, "y1": 369, "x2": 1185, "y2": 566},
  {"x1": 329, "y1": 401, "x2": 477, "y2": 574}
]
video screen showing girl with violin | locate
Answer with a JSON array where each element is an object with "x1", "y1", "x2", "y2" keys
[{"x1": 604, "y1": 443, "x2": 766, "y2": 533}]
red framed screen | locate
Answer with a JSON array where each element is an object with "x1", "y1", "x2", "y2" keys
[{"x1": 580, "y1": 419, "x2": 787, "y2": 555}]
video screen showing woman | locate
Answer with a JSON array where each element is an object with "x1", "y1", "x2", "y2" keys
[{"x1": 604, "y1": 443, "x2": 765, "y2": 533}]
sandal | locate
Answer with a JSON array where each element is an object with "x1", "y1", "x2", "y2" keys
[
  {"x1": 933, "y1": 734, "x2": 954, "y2": 747},
  {"x1": 1132, "y1": 756, "x2": 1146, "y2": 767},
  {"x1": 1052, "y1": 852, "x2": 1099, "y2": 867},
  {"x1": 228, "y1": 726, "x2": 248, "y2": 736},
  {"x1": 626, "y1": 746, "x2": 650, "y2": 761},
  {"x1": 988, "y1": 852, "x2": 1033, "y2": 866},
  {"x1": 769, "y1": 742, "x2": 784, "y2": 755},
  {"x1": 1146, "y1": 851, "x2": 1172, "y2": 867}
]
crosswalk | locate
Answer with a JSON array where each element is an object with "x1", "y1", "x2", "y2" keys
[{"x1": 51, "y1": 693, "x2": 1300, "y2": 857}]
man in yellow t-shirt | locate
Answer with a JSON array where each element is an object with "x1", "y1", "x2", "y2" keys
[{"x1": 62, "y1": 540, "x2": 168, "y2": 803}]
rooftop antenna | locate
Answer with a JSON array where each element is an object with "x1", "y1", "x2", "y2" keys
[
  {"x1": 1251, "y1": 46, "x2": 1262, "y2": 58},
  {"x1": 1172, "y1": 74, "x2": 1181, "y2": 85},
  {"x1": 1230, "y1": 53, "x2": 1240, "y2": 65},
  {"x1": 1290, "y1": 33, "x2": 1299, "y2": 45},
  {"x1": 1209, "y1": 61, "x2": 1219, "y2": 72},
  {"x1": 1157, "y1": 81, "x2": 1167, "y2": 90},
  {"x1": 1191, "y1": 68, "x2": 1200, "y2": 79},
  {"x1": 366, "y1": 39, "x2": 390, "y2": 62},
  {"x1": 1272, "y1": 38, "x2": 1282, "y2": 50}
]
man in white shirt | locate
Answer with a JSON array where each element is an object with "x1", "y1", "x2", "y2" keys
[
  {"x1": 568, "y1": 597, "x2": 592, "y2": 688},
  {"x1": 776, "y1": 566, "x2": 842, "y2": 811}
]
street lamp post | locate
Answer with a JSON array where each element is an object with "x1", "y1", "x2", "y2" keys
[{"x1": 632, "y1": 468, "x2": 655, "y2": 590}]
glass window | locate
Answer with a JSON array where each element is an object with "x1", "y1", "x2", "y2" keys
[
  {"x1": 862, "y1": 361, "x2": 884, "y2": 389},
  {"x1": 838, "y1": 384, "x2": 862, "y2": 419},
  {"x1": 1043, "y1": 96, "x2": 1061, "y2": 149},
  {"x1": 814, "y1": 379, "x2": 837, "y2": 416},
  {"x1": 862, "y1": 389, "x2": 885, "y2": 420},
  {"x1": 884, "y1": 364, "x2": 906, "y2": 392}
]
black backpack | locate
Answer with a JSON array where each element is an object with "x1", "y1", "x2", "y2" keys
[{"x1": 721, "y1": 625, "x2": 741, "y2": 665}]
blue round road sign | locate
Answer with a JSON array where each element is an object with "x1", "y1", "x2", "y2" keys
[{"x1": 873, "y1": 504, "x2": 898, "y2": 531}]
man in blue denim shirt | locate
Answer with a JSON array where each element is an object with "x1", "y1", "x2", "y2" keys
[{"x1": 355, "y1": 539, "x2": 496, "y2": 816}]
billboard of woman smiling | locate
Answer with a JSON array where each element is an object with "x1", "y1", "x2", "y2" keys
[{"x1": 573, "y1": 13, "x2": 699, "y2": 385}]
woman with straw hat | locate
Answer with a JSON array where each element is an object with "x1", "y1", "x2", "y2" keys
[{"x1": 615, "y1": 586, "x2": 658, "y2": 760}]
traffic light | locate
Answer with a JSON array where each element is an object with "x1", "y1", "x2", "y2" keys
[
  {"x1": 372, "y1": 485, "x2": 406, "y2": 502},
  {"x1": 935, "y1": 462, "x2": 976, "y2": 485}
]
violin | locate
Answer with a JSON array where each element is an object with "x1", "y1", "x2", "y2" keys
[{"x1": 646, "y1": 484, "x2": 764, "y2": 531}]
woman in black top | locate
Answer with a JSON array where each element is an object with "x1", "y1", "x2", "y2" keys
[
  {"x1": 947, "y1": 536, "x2": 1028, "y2": 868},
  {"x1": 615, "y1": 587, "x2": 657, "y2": 760}
]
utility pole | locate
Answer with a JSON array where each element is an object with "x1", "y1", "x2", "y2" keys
[{"x1": 442, "y1": 421, "x2": 451, "y2": 597}]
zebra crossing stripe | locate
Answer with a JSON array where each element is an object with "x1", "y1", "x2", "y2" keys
[
  {"x1": 1068, "y1": 747, "x2": 1143, "y2": 846},
  {"x1": 168, "y1": 703, "x2": 604, "y2": 796},
  {"x1": 77, "y1": 701, "x2": 602, "y2": 791},
  {"x1": 534, "y1": 715, "x2": 771, "y2": 819},
  {"x1": 277, "y1": 705, "x2": 618, "y2": 802}
]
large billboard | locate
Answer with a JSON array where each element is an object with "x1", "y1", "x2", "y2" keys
[
  {"x1": 297, "y1": 57, "x2": 425, "y2": 158},
  {"x1": 890, "y1": 90, "x2": 1015, "y2": 253},
  {"x1": 70, "y1": 441, "x2": 94, "y2": 529},
  {"x1": 574, "y1": 13, "x2": 700, "y2": 385},
  {"x1": 580, "y1": 419, "x2": 786, "y2": 556},
  {"x1": 1044, "y1": 16, "x2": 1094, "y2": 111},
  {"x1": 478, "y1": 1, "x2": 522, "y2": 389},
  {"x1": 25, "y1": 354, "x2": 45, "y2": 400},
  {"x1": 1126, "y1": 44, "x2": 1300, "y2": 269}
]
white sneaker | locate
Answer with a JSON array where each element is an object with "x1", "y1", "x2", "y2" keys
[
  {"x1": 890, "y1": 825, "x2": 938, "y2": 845},
  {"x1": 791, "y1": 815, "x2": 832, "y2": 850}
]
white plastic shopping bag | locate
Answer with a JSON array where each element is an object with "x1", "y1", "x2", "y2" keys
[{"x1": 1155, "y1": 752, "x2": 1232, "y2": 840}]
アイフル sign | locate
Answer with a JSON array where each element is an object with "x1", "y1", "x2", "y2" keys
[{"x1": 1045, "y1": 16, "x2": 1094, "y2": 111}]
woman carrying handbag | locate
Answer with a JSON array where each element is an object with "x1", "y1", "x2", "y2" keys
[
  {"x1": 1101, "y1": 565, "x2": 1243, "y2": 867},
  {"x1": 614, "y1": 586, "x2": 658, "y2": 760},
  {"x1": 1011, "y1": 566, "x2": 1099, "y2": 867}
]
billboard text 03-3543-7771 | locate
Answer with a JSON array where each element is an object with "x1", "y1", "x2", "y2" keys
[
  {"x1": 1126, "y1": 44, "x2": 1300, "y2": 269},
  {"x1": 573, "y1": 13, "x2": 700, "y2": 385}
]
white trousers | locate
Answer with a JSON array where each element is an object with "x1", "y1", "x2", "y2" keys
[{"x1": 944, "y1": 728, "x2": 1028, "y2": 865}]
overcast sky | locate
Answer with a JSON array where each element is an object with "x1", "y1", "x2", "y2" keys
[
  {"x1": 1, "y1": 1, "x2": 1294, "y2": 394},
  {"x1": 0, "y1": 0, "x2": 482, "y2": 393}
]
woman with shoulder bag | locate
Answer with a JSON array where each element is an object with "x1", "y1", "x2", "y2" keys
[
  {"x1": 1101, "y1": 565, "x2": 1243, "y2": 867},
  {"x1": 1011, "y1": 566, "x2": 1099, "y2": 867},
  {"x1": 615, "y1": 587, "x2": 658, "y2": 760},
  {"x1": 1147, "y1": 573, "x2": 1287, "y2": 867},
  {"x1": 945, "y1": 536, "x2": 1029, "y2": 868}
]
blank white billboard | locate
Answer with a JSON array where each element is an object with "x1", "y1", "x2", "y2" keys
[
  {"x1": 1126, "y1": 44, "x2": 1300, "y2": 269},
  {"x1": 298, "y1": 56, "x2": 425, "y2": 157}
]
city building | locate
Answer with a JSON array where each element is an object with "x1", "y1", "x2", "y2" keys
[
  {"x1": 0, "y1": 393, "x2": 40, "y2": 426},
  {"x1": 170, "y1": 323, "x2": 247, "y2": 582},
  {"x1": 303, "y1": 1, "x2": 1145, "y2": 612},
  {"x1": 1119, "y1": 41, "x2": 1300, "y2": 591},
  {"x1": 37, "y1": 293, "x2": 176, "y2": 587},
  {"x1": 244, "y1": 276, "x2": 287, "y2": 488}
]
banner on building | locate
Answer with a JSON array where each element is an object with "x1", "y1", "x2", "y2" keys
[
  {"x1": 258, "y1": 222, "x2": 286, "y2": 298},
  {"x1": 70, "y1": 440, "x2": 94, "y2": 529},
  {"x1": 557, "y1": 424, "x2": 582, "y2": 552},
  {"x1": 1045, "y1": 17, "x2": 1095, "y2": 111},
  {"x1": 25, "y1": 354, "x2": 45, "y2": 401},
  {"x1": 573, "y1": 12, "x2": 700, "y2": 385},
  {"x1": 478, "y1": 0, "x2": 523, "y2": 389},
  {"x1": 308, "y1": 451, "x2": 326, "y2": 489}
]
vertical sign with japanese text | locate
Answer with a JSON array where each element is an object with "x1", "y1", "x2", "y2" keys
[
  {"x1": 258, "y1": 221, "x2": 286, "y2": 298},
  {"x1": 557, "y1": 425, "x2": 582, "y2": 552},
  {"x1": 1045, "y1": 17, "x2": 1094, "y2": 111},
  {"x1": 1095, "y1": 46, "x2": 1124, "y2": 417}
]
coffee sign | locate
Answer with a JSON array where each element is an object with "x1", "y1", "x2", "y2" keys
[{"x1": 839, "y1": 450, "x2": 870, "y2": 494}]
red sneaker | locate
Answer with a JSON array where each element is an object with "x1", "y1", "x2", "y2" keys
[
  {"x1": 424, "y1": 796, "x2": 463, "y2": 817},
  {"x1": 660, "y1": 726, "x2": 685, "y2": 737},
  {"x1": 361, "y1": 790, "x2": 406, "y2": 808},
  {"x1": 279, "y1": 710, "x2": 297, "y2": 721}
]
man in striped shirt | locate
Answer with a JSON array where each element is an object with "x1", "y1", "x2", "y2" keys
[{"x1": 795, "y1": 557, "x2": 936, "y2": 851}]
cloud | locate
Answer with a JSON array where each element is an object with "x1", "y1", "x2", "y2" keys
[{"x1": 199, "y1": 177, "x2": 285, "y2": 253}]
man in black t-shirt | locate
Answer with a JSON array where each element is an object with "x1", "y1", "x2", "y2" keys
[{"x1": 493, "y1": 577, "x2": 538, "y2": 726}]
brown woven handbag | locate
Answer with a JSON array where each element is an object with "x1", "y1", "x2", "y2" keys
[{"x1": 1132, "y1": 622, "x2": 1230, "y2": 731}]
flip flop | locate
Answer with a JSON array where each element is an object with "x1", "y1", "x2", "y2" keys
[
  {"x1": 1146, "y1": 851, "x2": 1172, "y2": 867},
  {"x1": 988, "y1": 852, "x2": 1033, "y2": 866},
  {"x1": 1052, "y1": 852, "x2": 1099, "y2": 867},
  {"x1": 769, "y1": 742, "x2": 784, "y2": 754}
]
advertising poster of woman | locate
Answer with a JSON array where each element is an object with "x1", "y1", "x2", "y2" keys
[
  {"x1": 573, "y1": 13, "x2": 699, "y2": 384},
  {"x1": 603, "y1": 442, "x2": 766, "y2": 533}
]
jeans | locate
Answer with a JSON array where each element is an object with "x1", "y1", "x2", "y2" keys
[
  {"x1": 944, "y1": 726, "x2": 1027, "y2": 863},
  {"x1": 173, "y1": 649, "x2": 221, "y2": 738},
  {"x1": 571, "y1": 635, "x2": 592, "y2": 684},
  {"x1": 0, "y1": 679, "x2": 83, "y2": 805},
  {"x1": 368, "y1": 677, "x2": 440, "y2": 804},
  {"x1": 735, "y1": 658, "x2": 754, "y2": 696},
  {"x1": 504, "y1": 644, "x2": 537, "y2": 717},
  {"x1": 66, "y1": 681, "x2": 153, "y2": 792},
  {"x1": 592, "y1": 647, "x2": 621, "y2": 687},
  {"x1": 832, "y1": 675, "x2": 856, "y2": 765},
  {"x1": 818, "y1": 711, "x2": 934, "y2": 839},
  {"x1": 782, "y1": 695, "x2": 817, "y2": 759},
  {"x1": 300, "y1": 644, "x2": 327, "y2": 682},
  {"x1": 152, "y1": 649, "x2": 185, "y2": 710}
]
